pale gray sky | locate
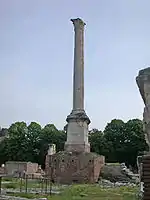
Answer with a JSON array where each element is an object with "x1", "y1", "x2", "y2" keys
[{"x1": 0, "y1": 0, "x2": 147, "y2": 130}]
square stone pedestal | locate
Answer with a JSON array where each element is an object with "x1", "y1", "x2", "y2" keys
[
  {"x1": 45, "y1": 151, "x2": 105, "y2": 184},
  {"x1": 64, "y1": 142, "x2": 90, "y2": 153}
]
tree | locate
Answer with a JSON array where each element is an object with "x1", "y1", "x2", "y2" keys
[
  {"x1": 5, "y1": 122, "x2": 29, "y2": 161},
  {"x1": 103, "y1": 119, "x2": 125, "y2": 162},
  {"x1": 0, "y1": 118, "x2": 147, "y2": 170},
  {"x1": 122, "y1": 119, "x2": 148, "y2": 167},
  {"x1": 26, "y1": 122, "x2": 42, "y2": 163},
  {"x1": 0, "y1": 121, "x2": 42, "y2": 164},
  {"x1": 103, "y1": 118, "x2": 148, "y2": 167},
  {"x1": 0, "y1": 138, "x2": 9, "y2": 165},
  {"x1": 89, "y1": 129, "x2": 104, "y2": 155},
  {"x1": 39, "y1": 124, "x2": 66, "y2": 168}
]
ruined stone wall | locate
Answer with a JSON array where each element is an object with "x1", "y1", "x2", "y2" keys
[
  {"x1": 45, "y1": 154, "x2": 50, "y2": 176},
  {"x1": 94, "y1": 156, "x2": 105, "y2": 181},
  {"x1": 26, "y1": 162, "x2": 38, "y2": 174},
  {"x1": 142, "y1": 155, "x2": 150, "y2": 200},
  {"x1": 5, "y1": 161, "x2": 38, "y2": 175},
  {"x1": 5, "y1": 161, "x2": 27, "y2": 175}
]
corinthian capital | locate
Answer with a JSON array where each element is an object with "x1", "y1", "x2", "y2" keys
[{"x1": 71, "y1": 18, "x2": 86, "y2": 30}]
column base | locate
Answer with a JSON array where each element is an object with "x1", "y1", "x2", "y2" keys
[
  {"x1": 64, "y1": 142, "x2": 90, "y2": 153},
  {"x1": 65, "y1": 109, "x2": 91, "y2": 153}
]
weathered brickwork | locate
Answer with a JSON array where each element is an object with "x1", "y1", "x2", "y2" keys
[
  {"x1": 45, "y1": 151, "x2": 105, "y2": 184},
  {"x1": 142, "y1": 155, "x2": 150, "y2": 200}
]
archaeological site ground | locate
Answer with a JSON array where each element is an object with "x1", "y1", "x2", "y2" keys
[{"x1": 0, "y1": 17, "x2": 149, "y2": 200}]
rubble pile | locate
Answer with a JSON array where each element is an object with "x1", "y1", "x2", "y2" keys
[{"x1": 100, "y1": 163, "x2": 139, "y2": 184}]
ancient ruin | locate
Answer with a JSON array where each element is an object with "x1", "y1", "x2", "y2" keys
[
  {"x1": 5, "y1": 161, "x2": 38, "y2": 175},
  {"x1": 64, "y1": 18, "x2": 90, "y2": 153},
  {"x1": 0, "y1": 161, "x2": 44, "y2": 179},
  {"x1": 136, "y1": 67, "x2": 150, "y2": 199},
  {"x1": 45, "y1": 18, "x2": 105, "y2": 184},
  {"x1": 136, "y1": 67, "x2": 150, "y2": 150}
]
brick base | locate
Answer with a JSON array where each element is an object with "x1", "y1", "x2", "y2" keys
[
  {"x1": 142, "y1": 154, "x2": 150, "y2": 200},
  {"x1": 45, "y1": 151, "x2": 105, "y2": 184}
]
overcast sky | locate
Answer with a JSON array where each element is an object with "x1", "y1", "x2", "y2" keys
[{"x1": 0, "y1": 0, "x2": 149, "y2": 130}]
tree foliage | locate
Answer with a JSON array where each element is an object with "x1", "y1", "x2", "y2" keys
[
  {"x1": 102, "y1": 119, "x2": 148, "y2": 167},
  {"x1": 0, "y1": 118, "x2": 148, "y2": 169}
]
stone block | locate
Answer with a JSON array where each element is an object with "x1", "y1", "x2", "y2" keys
[{"x1": 64, "y1": 143, "x2": 90, "y2": 153}]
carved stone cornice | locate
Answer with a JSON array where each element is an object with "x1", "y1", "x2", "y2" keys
[{"x1": 66, "y1": 109, "x2": 90, "y2": 125}]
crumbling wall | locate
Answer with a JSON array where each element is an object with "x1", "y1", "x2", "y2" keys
[
  {"x1": 5, "y1": 161, "x2": 27, "y2": 175},
  {"x1": 5, "y1": 161, "x2": 39, "y2": 176},
  {"x1": 26, "y1": 162, "x2": 38, "y2": 174}
]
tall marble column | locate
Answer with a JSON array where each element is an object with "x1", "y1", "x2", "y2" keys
[
  {"x1": 72, "y1": 18, "x2": 84, "y2": 111},
  {"x1": 65, "y1": 18, "x2": 90, "y2": 153}
]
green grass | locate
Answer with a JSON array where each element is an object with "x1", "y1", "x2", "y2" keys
[
  {"x1": 2, "y1": 177, "x2": 14, "y2": 182},
  {"x1": 8, "y1": 184, "x2": 138, "y2": 200},
  {"x1": 1, "y1": 177, "x2": 138, "y2": 199},
  {"x1": 2, "y1": 178, "x2": 50, "y2": 189},
  {"x1": 2, "y1": 183, "x2": 17, "y2": 189},
  {"x1": 2, "y1": 177, "x2": 12, "y2": 181},
  {"x1": 8, "y1": 192, "x2": 48, "y2": 199}
]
